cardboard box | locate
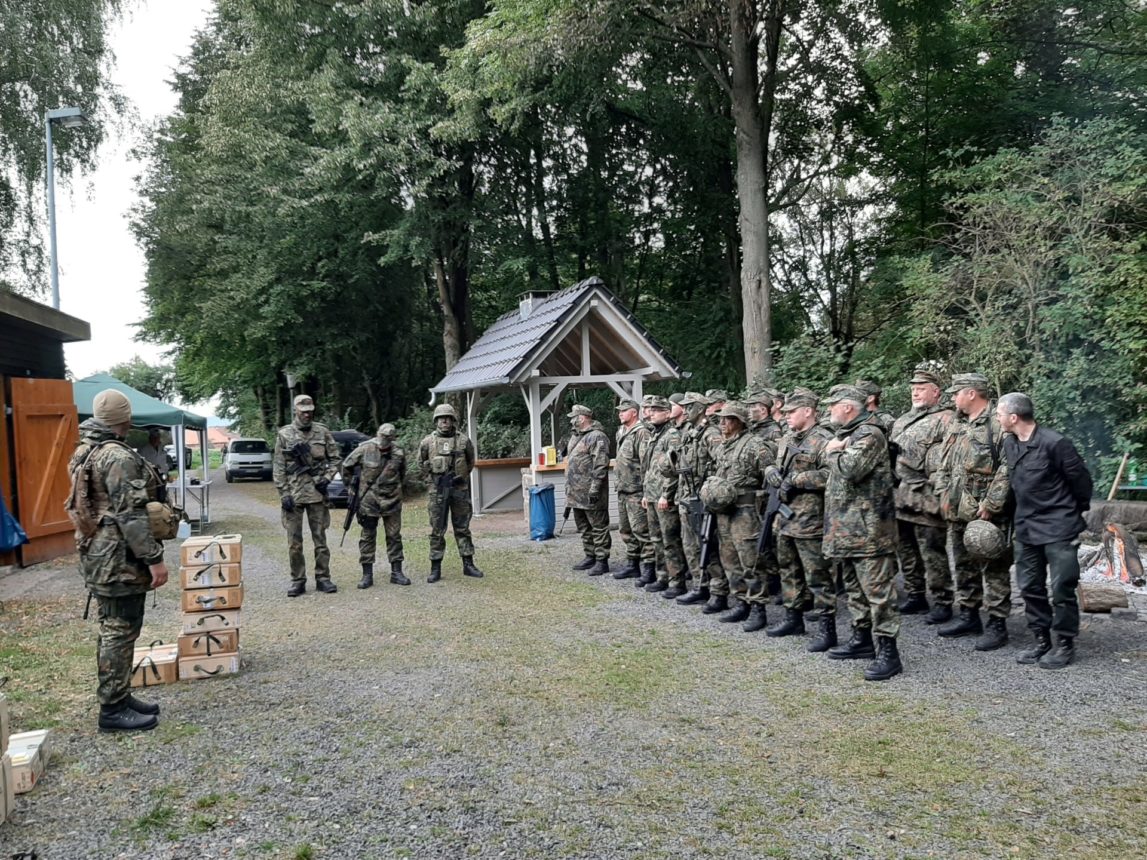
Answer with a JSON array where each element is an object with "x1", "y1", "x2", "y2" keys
[
  {"x1": 131, "y1": 642, "x2": 179, "y2": 688},
  {"x1": 0, "y1": 690, "x2": 8, "y2": 756},
  {"x1": 180, "y1": 583, "x2": 243, "y2": 613},
  {"x1": 178, "y1": 629, "x2": 239, "y2": 659},
  {"x1": 181, "y1": 609, "x2": 241, "y2": 635},
  {"x1": 7, "y1": 730, "x2": 50, "y2": 794},
  {"x1": 179, "y1": 534, "x2": 243, "y2": 566},
  {"x1": 178, "y1": 650, "x2": 241, "y2": 681},
  {"x1": 180, "y1": 561, "x2": 242, "y2": 590},
  {"x1": 1, "y1": 753, "x2": 13, "y2": 822}
]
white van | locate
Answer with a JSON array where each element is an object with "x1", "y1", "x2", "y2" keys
[{"x1": 223, "y1": 438, "x2": 273, "y2": 482}]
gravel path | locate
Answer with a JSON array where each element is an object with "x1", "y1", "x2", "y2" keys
[{"x1": 1, "y1": 472, "x2": 1145, "y2": 859}]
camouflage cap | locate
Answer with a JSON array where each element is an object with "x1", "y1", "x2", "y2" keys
[
  {"x1": 680, "y1": 391, "x2": 710, "y2": 407},
  {"x1": 567, "y1": 404, "x2": 593, "y2": 418},
  {"x1": 716, "y1": 402, "x2": 749, "y2": 423},
  {"x1": 854, "y1": 379, "x2": 882, "y2": 397},
  {"x1": 822, "y1": 384, "x2": 866, "y2": 407},
  {"x1": 946, "y1": 372, "x2": 990, "y2": 394},
  {"x1": 646, "y1": 395, "x2": 671, "y2": 411},
  {"x1": 641, "y1": 394, "x2": 656, "y2": 407},
  {"x1": 377, "y1": 423, "x2": 397, "y2": 438},
  {"x1": 743, "y1": 389, "x2": 773, "y2": 406},
  {"x1": 293, "y1": 394, "x2": 315, "y2": 412},
  {"x1": 781, "y1": 388, "x2": 819, "y2": 412},
  {"x1": 765, "y1": 388, "x2": 783, "y2": 402},
  {"x1": 705, "y1": 389, "x2": 729, "y2": 403},
  {"x1": 615, "y1": 399, "x2": 638, "y2": 412},
  {"x1": 910, "y1": 360, "x2": 945, "y2": 387},
  {"x1": 668, "y1": 392, "x2": 685, "y2": 405}
]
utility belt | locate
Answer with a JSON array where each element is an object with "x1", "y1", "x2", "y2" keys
[{"x1": 734, "y1": 491, "x2": 760, "y2": 506}]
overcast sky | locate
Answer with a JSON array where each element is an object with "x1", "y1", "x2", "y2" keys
[{"x1": 58, "y1": 1, "x2": 213, "y2": 396}]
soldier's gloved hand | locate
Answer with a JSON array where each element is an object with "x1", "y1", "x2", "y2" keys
[
  {"x1": 281, "y1": 495, "x2": 295, "y2": 513},
  {"x1": 452, "y1": 475, "x2": 466, "y2": 488},
  {"x1": 315, "y1": 478, "x2": 330, "y2": 495},
  {"x1": 763, "y1": 465, "x2": 783, "y2": 488},
  {"x1": 588, "y1": 491, "x2": 600, "y2": 507},
  {"x1": 778, "y1": 478, "x2": 794, "y2": 503}
]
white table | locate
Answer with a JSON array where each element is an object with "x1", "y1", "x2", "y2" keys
[{"x1": 170, "y1": 479, "x2": 212, "y2": 532}]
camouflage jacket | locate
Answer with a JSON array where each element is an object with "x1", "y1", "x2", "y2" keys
[
  {"x1": 823, "y1": 415, "x2": 897, "y2": 558},
  {"x1": 869, "y1": 410, "x2": 895, "y2": 434},
  {"x1": 891, "y1": 404, "x2": 955, "y2": 526},
  {"x1": 677, "y1": 419, "x2": 719, "y2": 501},
  {"x1": 273, "y1": 420, "x2": 340, "y2": 505},
  {"x1": 774, "y1": 424, "x2": 833, "y2": 539},
  {"x1": 750, "y1": 418, "x2": 784, "y2": 446},
  {"x1": 341, "y1": 439, "x2": 406, "y2": 516},
  {"x1": 933, "y1": 405, "x2": 1010, "y2": 524},
  {"x1": 418, "y1": 430, "x2": 476, "y2": 496},
  {"x1": 714, "y1": 430, "x2": 769, "y2": 497},
  {"x1": 70, "y1": 418, "x2": 165, "y2": 597},
  {"x1": 566, "y1": 421, "x2": 610, "y2": 509},
  {"x1": 614, "y1": 421, "x2": 649, "y2": 495},
  {"x1": 642, "y1": 422, "x2": 682, "y2": 504}
]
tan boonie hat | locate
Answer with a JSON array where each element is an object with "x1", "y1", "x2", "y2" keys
[
  {"x1": 716, "y1": 402, "x2": 749, "y2": 423},
  {"x1": 567, "y1": 404, "x2": 592, "y2": 418},
  {"x1": 646, "y1": 395, "x2": 671, "y2": 411},
  {"x1": 822, "y1": 384, "x2": 866, "y2": 407},
  {"x1": 946, "y1": 372, "x2": 990, "y2": 394},
  {"x1": 93, "y1": 389, "x2": 132, "y2": 425},
  {"x1": 293, "y1": 394, "x2": 315, "y2": 412},
  {"x1": 781, "y1": 388, "x2": 818, "y2": 412},
  {"x1": 615, "y1": 399, "x2": 638, "y2": 412},
  {"x1": 705, "y1": 389, "x2": 729, "y2": 403},
  {"x1": 855, "y1": 379, "x2": 882, "y2": 397},
  {"x1": 910, "y1": 360, "x2": 945, "y2": 387}
]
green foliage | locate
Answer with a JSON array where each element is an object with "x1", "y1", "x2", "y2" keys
[{"x1": 95, "y1": 355, "x2": 176, "y2": 402}]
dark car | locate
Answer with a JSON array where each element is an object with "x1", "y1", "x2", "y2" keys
[{"x1": 326, "y1": 430, "x2": 371, "y2": 508}]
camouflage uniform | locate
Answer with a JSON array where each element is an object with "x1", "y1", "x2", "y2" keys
[
  {"x1": 934, "y1": 405, "x2": 1012, "y2": 619},
  {"x1": 745, "y1": 405, "x2": 783, "y2": 608},
  {"x1": 274, "y1": 417, "x2": 340, "y2": 586},
  {"x1": 70, "y1": 418, "x2": 166, "y2": 707},
  {"x1": 891, "y1": 402, "x2": 955, "y2": 606},
  {"x1": 677, "y1": 410, "x2": 722, "y2": 593},
  {"x1": 823, "y1": 413, "x2": 900, "y2": 638},
  {"x1": 773, "y1": 424, "x2": 834, "y2": 615},
  {"x1": 566, "y1": 418, "x2": 612, "y2": 561},
  {"x1": 418, "y1": 425, "x2": 477, "y2": 561},
  {"x1": 341, "y1": 436, "x2": 406, "y2": 566},
  {"x1": 712, "y1": 424, "x2": 769, "y2": 600},
  {"x1": 615, "y1": 417, "x2": 653, "y2": 566},
  {"x1": 642, "y1": 419, "x2": 687, "y2": 589}
]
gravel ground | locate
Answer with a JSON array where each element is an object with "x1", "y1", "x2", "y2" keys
[{"x1": 1, "y1": 472, "x2": 1145, "y2": 860}]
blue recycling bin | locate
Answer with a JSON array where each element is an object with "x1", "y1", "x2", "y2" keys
[{"x1": 529, "y1": 483, "x2": 556, "y2": 541}]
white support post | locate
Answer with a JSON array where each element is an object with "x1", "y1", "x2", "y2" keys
[
  {"x1": 526, "y1": 381, "x2": 543, "y2": 482},
  {"x1": 581, "y1": 320, "x2": 591, "y2": 375},
  {"x1": 467, "y1": 389, "x2": 481, "y2": 513}
]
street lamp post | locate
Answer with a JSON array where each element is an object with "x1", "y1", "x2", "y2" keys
[{"x1": 44, "y1": 106, "x2": 87, "y2": 310}]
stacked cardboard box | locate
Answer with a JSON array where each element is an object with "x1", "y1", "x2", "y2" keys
[
  {"x1": 7, "y1": 729, "x2": 51, "y2": 795},
  {"x1": 130, "y1": 640, "x2": 179, "y2": 689},
  {"x1": 178, "y1": 534, "x2": 244, "y2": 680}
]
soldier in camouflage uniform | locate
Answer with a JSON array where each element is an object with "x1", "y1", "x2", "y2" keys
[
  {"x1": 675, "y1": 392, "x2": 723, "y2": 606},
  {"x1": 821, "y1": 385, "x2": 903, "y2": 681},
  {"x1": 890, "y1": 362, "x2": 955, "y2": 622},
  {"x1": 613, "y1": 399, "x2": 653, "y2": 581},
  {"x1": 419, "y1": 403, "x2": 484, "y2": 582},
  {"x1": 341, "y1": 423, "x2": 410, "y2": 589},
  {"x1": 933, "y1": 373, "x2": 1012, "y2": 650},
  {"x1": 762, "y1": 389, "x2": 836, "y2": 645},
  {"x1": 566, "y1": 404, "x2": 612, "y2": 575},
  {"x1": 706, "y1": 402, "x2": 769, "y2": 624},
  {"x1": 69, "y1": 389, "x2": 169, "y2": 733},
  {"x1": 743, "y1": 389, "x2": 784, "y2": 627},
  {"x1": 641, "y1": 396, "x2": 688, "y2": 597},
  {"x1": 274, "y1": 394, "x2": 341, "y2": 597},
  {"x1": 856, "y1": 380, "x2": 895, "y2": 434}
]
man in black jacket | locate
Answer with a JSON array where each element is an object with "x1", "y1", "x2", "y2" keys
[{"x1": 996, "y1": 393, "x2": 1093, "y2": 669}]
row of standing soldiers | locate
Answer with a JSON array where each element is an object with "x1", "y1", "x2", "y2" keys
[{"x1": 563, "y1": 363, "x2": 1091, "y2": 682}]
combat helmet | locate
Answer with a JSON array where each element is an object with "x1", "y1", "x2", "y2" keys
[
  {"x1": 964, "y1": 519, "x2": 1007, "y2": 559},
  {"x1": 433, "y1": 404, "x2": 458, "y2": 421},
  {"x1": 700, "y1": 476, "x2": 737, "y2": 513}
]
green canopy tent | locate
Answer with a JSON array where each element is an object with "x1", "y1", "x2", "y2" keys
[{"x1": 73, "y1": 373, "x2": 212, "y2": 528}]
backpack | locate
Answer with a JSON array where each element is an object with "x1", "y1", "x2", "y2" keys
[{"x1": 65, "y1": 440, "x2": 116, "y2": 549}]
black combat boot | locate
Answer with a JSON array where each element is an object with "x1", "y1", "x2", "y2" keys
[
  {"x1": 390, "y1": 562, "x2": 411, "y2": 586},
  {"x1": 636, "y1": 562, "x2": 657, "y2": 587},
  {"x1": 661, "y1": 584, "x2": 686, "y2": 600},
  {"x1": 741, "y1": 604, "x2": 769, "y2": 633},
  {"x1": 613, "y1": 558, "x2": 640, "y2": 580},
  {"x1": 1015, "y1": 628, "x2": 1053, "y2": 665},
  {"x1": 287, "y1": 579, "x2": 306, "y2": 597},
  {"x1": 924, "y1": 603, "x2": 953, "y2": 625},
  {"x1": 806, "y1": 615, "x2": 838, "y2": 653},
  {"x1": 645, "y1": 579, "x2": 669, "y2": 593},
  {"x1": 589, "y1": 557, "x2": 609, "y2": 576},
  {"x1": 316, "y1": 578, "x2": 338, "y2": 594},
  {"x1": 98, "y1": 701, "x2": 158, "y2": 733},
  {"x1": 899, "y1": 593, "x2": 929, "y2": 614},
  {"x1": 719, "y1": 599, "x2": 751, "y2": 623},
  {"x1": 701, "y1": 594, "x2": 729, "y2": 614},
  {"x1": 974, "y1": 616, "x2": 1009, "y2": 652},
  {"x1": 462, "y1": 556, "x2": 484, "y2": 578},
  {"x1": 766, "y1": 608, "x2": 805, "y2": 638},
  {"x1": 572, "y1": 556, "x2": 596, "y2": 571},
  {"x1": 358, "y1": 563, "x2": 374, "y2": 590},
  {"x1": 677, "y1": 586, "x2": 709, "y2": 606},
  {"x1": 428, "y1": 559, "x2": 442, "y2": 583},
  {"x1": 827, "y1": 626, "x2": 875, "y2": 660},
  {"x1": 1038, "y1": 635, "x2": 1074, "y2": 670},
  {"x1": 864, "y1": 636, "x2": 903, "y2": 681},
  {"x1": 938, "y1": 606, "x2": 982, "y2": 638},
  {"x1": 126, "y1": 693, "x2": 160, "y2": 716}
]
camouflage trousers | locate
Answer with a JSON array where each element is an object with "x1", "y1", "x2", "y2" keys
[
  {"x1": 574, "y1": 506, "x2": 612, "y2": 560},
  {"x1": 96, "y1": 592, "x2": 146, "y2": 706},
  {"x1": 745, "y1": 544, "x2": 779, "y2": 607},
  {"x1": 678, "y1": 502, "x2": 721, "y2": 591},
  {"x1": 618, "y1": 491, "x2": 654, "y2": 563},
  {"x1": 428, "y1": 488, "x2": 475, "y2": 560},
  {"x1": 949, "y1": 522, "x2": 1012, "y2": 619},
  {"x1": 358, "y1": 508, "x2": 403, "y2": 565},
  {"x1": 840, "y1": 554, "x2": 900, "y2": 637},
  {"x1": 283, "y1": 501, "x2": 331, "y2": 583},
  {"x1": 897, "y1": 519, "x2": 952, "y2": 606},
  {"x1": 646, "y1": 501, "x2": 687, "y2": 588},
  {"x1": 776, "y1": 535, "x2": 834, "y2": 615},
  {"x1": 714, "y1": 504, "x2": 760, "y2": 599}
]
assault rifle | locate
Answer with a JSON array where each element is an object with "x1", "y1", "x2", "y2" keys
[
  {"x1": 435, "y1": 449, "x2": 462, "y2": 533},
  {"x1": 340, "y1": 465, "x2": 362, "y2": 547},
  {"x1": 756, "y1": 442, "x2": 810, "y2": 555},
  {"x1": 671, "y1": 449, "x2": 717, "y2": 572},
  {"x1": 558, "y1": 505, "x2": 571, "y2": 536}
]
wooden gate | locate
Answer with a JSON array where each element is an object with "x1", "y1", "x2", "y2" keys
[{"x1": 8, "y1": 377, "x2": 78, "y2": 565}]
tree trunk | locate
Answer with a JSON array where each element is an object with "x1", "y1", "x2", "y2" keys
[{"x1": 434, "y1": 256, "x2": 464, "y2": 371}]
